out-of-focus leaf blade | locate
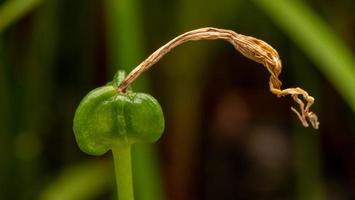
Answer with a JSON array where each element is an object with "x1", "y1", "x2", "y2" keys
[
  {"x1": 40, "y1": 161, "x2": 111, "y2": 200},
  {"x1": 0, "y1": 0, "x2": 42, "y2": 32}
]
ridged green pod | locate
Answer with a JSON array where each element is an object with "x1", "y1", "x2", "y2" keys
[{"x1": 73, "y1": 71, "x2": 164, "y2": 156}]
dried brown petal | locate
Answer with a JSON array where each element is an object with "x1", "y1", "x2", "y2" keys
[{"x1": 118, "y1": 27, "x2": 319, "y2": 129}]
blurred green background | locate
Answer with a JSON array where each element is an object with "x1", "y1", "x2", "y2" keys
[{"x1": 0, "y1": 0, "x2": 354, "y2": 199}]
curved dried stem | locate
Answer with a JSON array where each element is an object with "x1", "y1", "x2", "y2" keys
[{"x1": 118, "y1": 27, "x2": 319, "y2": 129}]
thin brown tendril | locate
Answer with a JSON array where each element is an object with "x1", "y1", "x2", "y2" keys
[{"x1": 118, "y1": 27, "x2": 319, "y2": 129}]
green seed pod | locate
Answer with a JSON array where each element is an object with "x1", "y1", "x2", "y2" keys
[{"x1": 73, "y1": 71, "x2": 164, "y2": 156}]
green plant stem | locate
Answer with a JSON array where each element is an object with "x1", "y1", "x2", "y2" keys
[
  {"x1": 112, "y1": 143, "x2": 134, "y2": 200},
  {"x1": 105, "y1": 0, "x2": 164, "y2": 199}
]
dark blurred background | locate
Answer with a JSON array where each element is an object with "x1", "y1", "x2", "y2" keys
[{"x1": 0, "y1": 0, "x2": 354, "y2": 200}]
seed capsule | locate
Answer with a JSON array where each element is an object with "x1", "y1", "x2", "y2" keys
[{"x1": 73, "y1": 71, "x2": 164, "y2": 156}]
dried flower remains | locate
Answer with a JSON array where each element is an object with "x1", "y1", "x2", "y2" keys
[{"x1": 118, "y1": 27, "x2": 319, "y2": 129}]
